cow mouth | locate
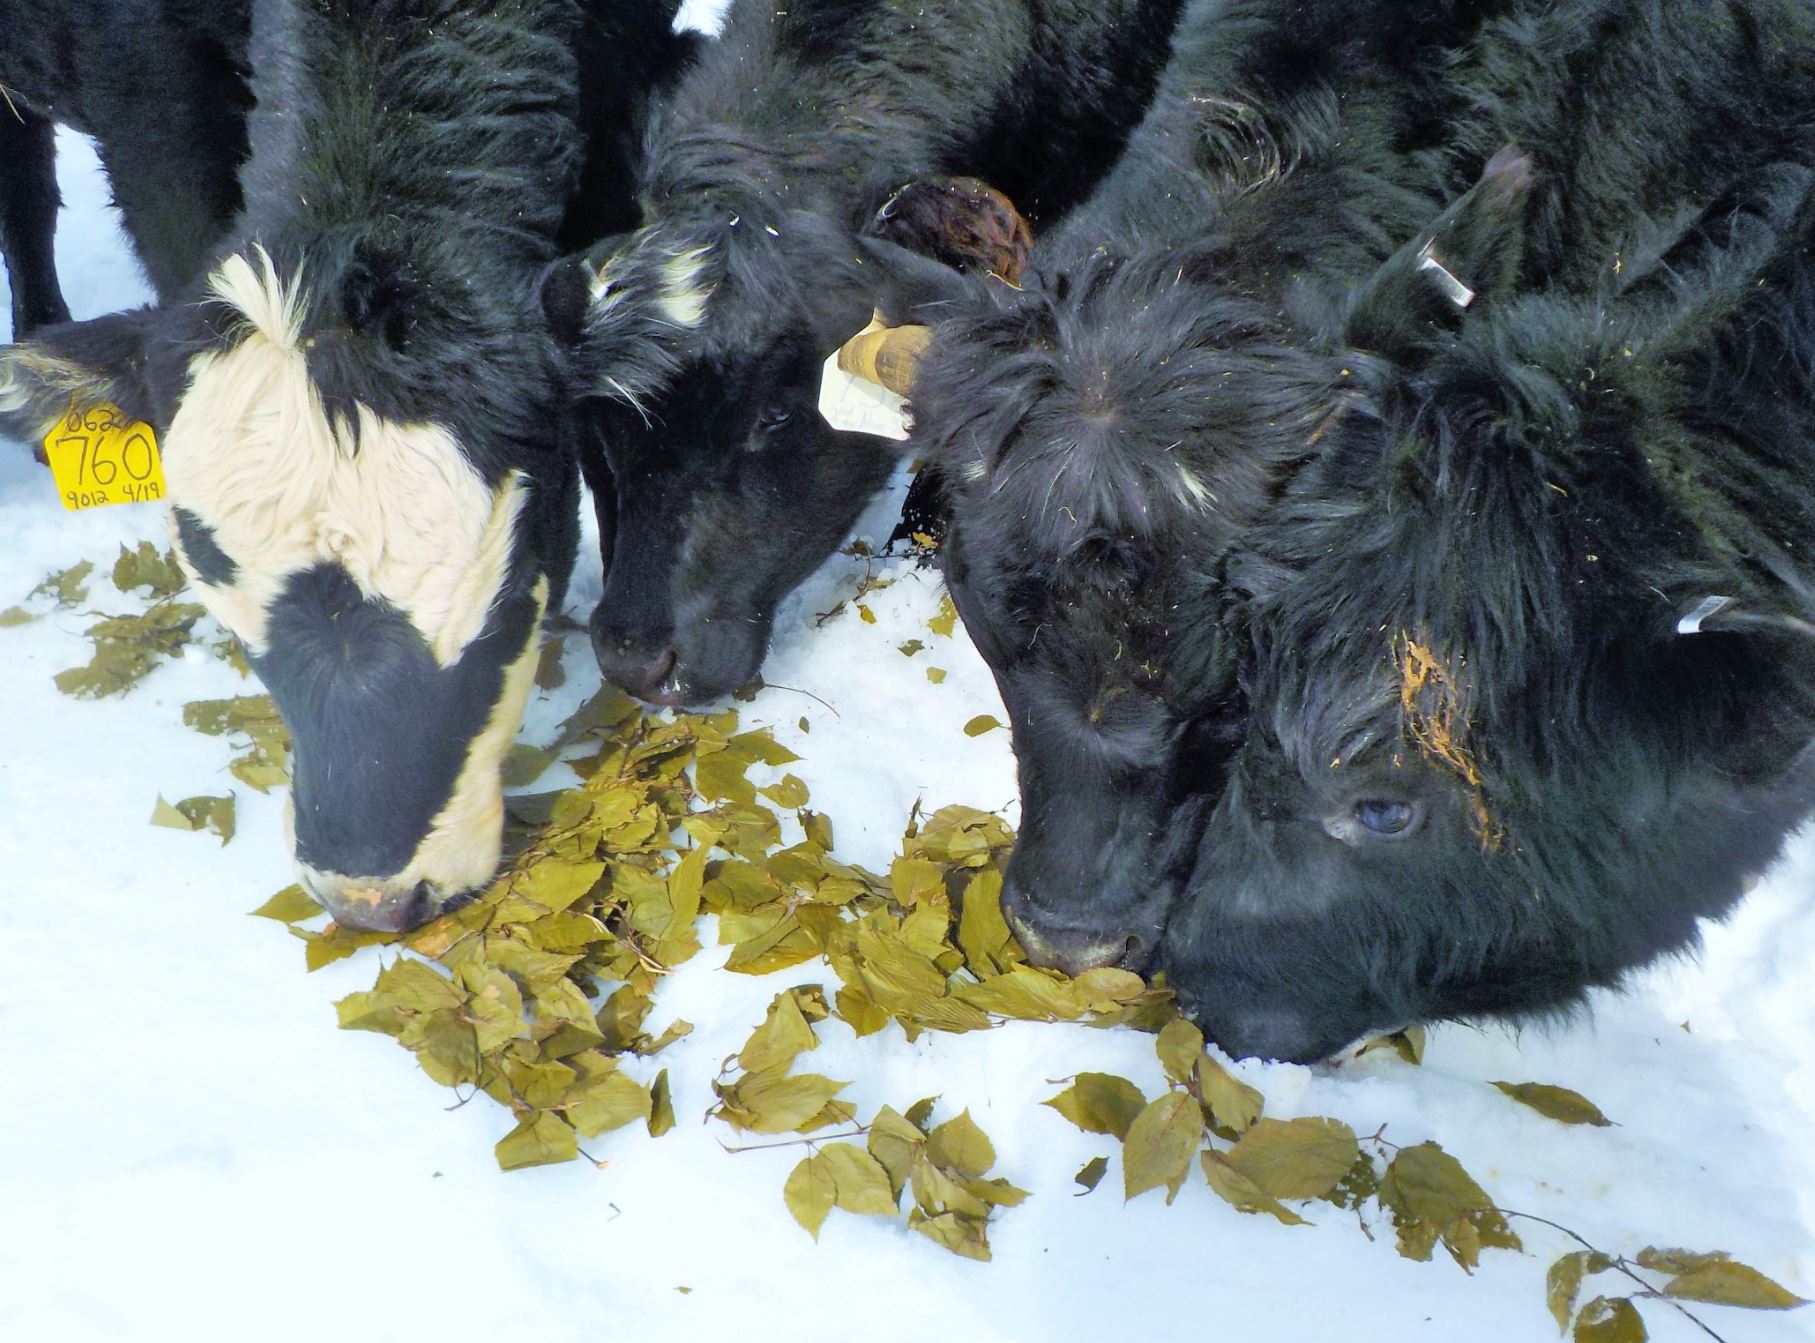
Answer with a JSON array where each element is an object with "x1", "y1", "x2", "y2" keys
[{"x1": 1002, "y1": 901, "x2": 1158, "y2": 979}]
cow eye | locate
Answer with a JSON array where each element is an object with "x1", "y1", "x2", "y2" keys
[{"x1": 1354, "y1": 798, "x2": 1421, "y2": 837}]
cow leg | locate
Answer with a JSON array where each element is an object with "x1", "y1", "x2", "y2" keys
[{"x1": 0, "y1": 102, "x2": 71, "y2": 338}]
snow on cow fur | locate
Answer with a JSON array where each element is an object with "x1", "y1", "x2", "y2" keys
[{"x1": 1, "y1": 123, "x2": 1811, "y2": 1343}]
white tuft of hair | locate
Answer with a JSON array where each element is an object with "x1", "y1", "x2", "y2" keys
[
  {"x1": 207, "y1": 245, "x2": 306, "y2": 352},
  {"x1": 655, "y1": 245, "x2": 715, "y2": 329}
]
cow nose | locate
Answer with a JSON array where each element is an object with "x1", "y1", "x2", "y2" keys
[
  {"x1": 299, "y1": 866, "x2": 437, "y2": 933},
  {"x1": 593, "y1": 628, "x2": 685, "y2": 705},
  {"x1": 1000, "y1": 878, "x2": 1150, "y2": 977}
]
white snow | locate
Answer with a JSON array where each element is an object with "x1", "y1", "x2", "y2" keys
[{"x1": 0, "y1": 115, "x2": 1810, "y2": 1343}]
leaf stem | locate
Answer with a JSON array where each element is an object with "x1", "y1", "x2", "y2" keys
[{"x1": 1501, "y1": 1210, "x2": 1730, "y2": 1343}]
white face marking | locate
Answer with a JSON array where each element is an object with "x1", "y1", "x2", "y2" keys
[{"x1": 164, "y1": 248, "x2": 522, "y2": 666}]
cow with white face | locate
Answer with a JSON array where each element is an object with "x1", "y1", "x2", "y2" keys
[{"x1": 0, "y1": 0, "x2": 694, "y2": 931}]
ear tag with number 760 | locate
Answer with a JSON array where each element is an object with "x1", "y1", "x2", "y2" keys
[{"x1": 42, "y1": 403, "x2": 167, "y2": 510}]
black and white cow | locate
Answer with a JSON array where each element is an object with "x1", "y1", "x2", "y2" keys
[
  {"x1": 552, "y1": 0, "x2": 1188, "y2": 706},
  {"x1": 861, "y1": 0, "x2": 1815, "y2": 1059},
  {"x1": 0, "y1": 0, "x2": 253, "y2": 337},
  {"x1": 0, "y1": 0, "x2": 694, "y2": 932}
]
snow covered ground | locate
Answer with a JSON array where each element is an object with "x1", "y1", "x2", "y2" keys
[{"x1": 2, "y1": 53, "x2": 1812, "y2": 1343}]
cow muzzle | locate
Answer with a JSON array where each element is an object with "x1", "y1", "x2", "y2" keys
[
  {"x1": 1001, "y1": 876, "x2": 1155, "y2": 978},
  {"x1": 298, "y1": 863, "x2": 444, "y2": 933}
]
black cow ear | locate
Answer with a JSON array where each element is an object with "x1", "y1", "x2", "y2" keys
[
  {"x1": 0, "y1": 307, "x2": 164, "y2": 443},
  {"x1": 544, "y1": 231, "x2": 684, "y2": 407},
  {"x1": 854, "y1": 236, "x2": 985, "y2": 328},
  {"x1": 1347, "y1": 146, "x2": 1536, "y2": 360}
]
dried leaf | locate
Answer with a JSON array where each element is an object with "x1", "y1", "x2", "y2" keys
[
  {"x1": 111, "y1": 541, "x2": 185, "y2": 598},
  {"x1": 0, "y1": 606, "x2": 35, "y2": 627},
  {"x1": 1221, "y1": 1118, "x2": 1358, "y2": 1201},
  {"x1": 150, "y1": 793, "x2": 235, "y2": 845},
  {"x1": 32, "y1": 559, "x2": 93, "y2": 607},
  {"x1": 928, "y1": 593, "x2": 958, "y2": 638},
  {"x1": 647, "y1": 1069, "x2": 675, "y2": 1138},
  {"x1": 963, "y1": 714, "x2": 1003, "y2": 737},
  {"x1": 784, "y1": 1152, "x2": 838, "y2": 1238},
  {"x1": 1044, "y1": 1073, "x2": 1147, "y2": 1141},
  {"x1": 1196, "y1": 1055, "x2": 1264, "y2": 1134},
  {"x1": 1491, "y1": 1081, "x2": 1613, "y2": 1127},
  {"x1": 1123, "y1": 1093, "x2": 1204, "y2": 1204},
  {"x1": 926, "y1": 667, "x2": 946, "y2": 684},
  {"x1": 1548, "y1": 1252, "x2": 1614, "y2": 1333},
  {"x1": 495, "y1": 1111, "x2": 579, "y2": 1170},
  {"x1": 926, "y1": 1111, "x2": 995, "y2": 1182},
  {"x1": 1661, "y1": 1261, "x2": 1807, "y2": 1309},
  {"x1": 249, "y1": 885, "x2": 321, "y2": 923},
  {"x1": 1156, "y1": 1017, "x2": 1205, "y2": 1086},
  {"x1": 1572, "y1": 1297, "x2": 1646, "y2": 1343},
  {"x1": 1201, "y1": 1150, "x2": 1309, "y2": 1226},
  {"x1": 738, "y1": 989, "x2": 821, "y2": 1075},
  {"x1": 1074, "y1": 1156, "x2": 1109, "y2": 1194}
]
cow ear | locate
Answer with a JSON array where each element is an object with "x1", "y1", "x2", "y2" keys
[
  {"x1": 854, "y1": 235, "x2": 983, "y2": 328},
  {"x1": 0, "y1": 307, "x2": 163, "y2": 443},
  {"x1": 1347, "y1": 146, "x2": 1536, "y2": 361},
  {"x1": 543, "y1": 231, "x2": 688, "y2": 408}
]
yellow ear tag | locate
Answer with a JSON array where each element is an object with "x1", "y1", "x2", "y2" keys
[{"x1": 42, "y1": 403, "x2": 166, "y2": 510}]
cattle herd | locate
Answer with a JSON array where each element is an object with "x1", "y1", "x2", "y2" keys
[{"x1": 1, "y1": 0, "x2": 1812, "y2": 1065}]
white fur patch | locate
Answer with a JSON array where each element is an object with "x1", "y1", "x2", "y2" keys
[
  {"x1": 656, "y1": 246, "x2": 714, "y2": 328},
  {"x1": 1174, "y1": 464, "x2": 1216, "y2": 509},
  {"x1": 165, "y1": 250, "x2": 519, "y2": 665}
]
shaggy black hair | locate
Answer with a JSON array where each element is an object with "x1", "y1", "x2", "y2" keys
[
  {"x1": 555, "y1": 0, "x2": 1188, "y2": 707},
  {"x1": 1162, "y1": 0, "x2": 1815, "y2": 1062},
  {"x1": 884, "y1": 0, "x2": 1815, "y2": 1060},
  {"x1": 0, "y1": 0, "x2": 253, "y2": 335},
  {"x1": 884, "y1": 0, "x2": 1507, "y2": 974}
]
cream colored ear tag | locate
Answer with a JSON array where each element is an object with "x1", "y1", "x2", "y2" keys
[
  {"x1": 42, "y1": 403, "x2": 166, "y2": 510},
  {"x1": 818, "y1": 316, "x2": 912, "y2": 441}
]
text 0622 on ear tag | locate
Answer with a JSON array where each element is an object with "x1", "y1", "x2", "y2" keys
[{"x1": 43, "y1": 403, "x2": 166, "y2": 510}]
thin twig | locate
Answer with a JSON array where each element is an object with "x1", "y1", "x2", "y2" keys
[
  {"x1": 1502, "y1": 1211, "x2": 1729, "y2": 1343},
  {"x1": 717, "y1": 1125, "x2": 872, "y2": 1155}
]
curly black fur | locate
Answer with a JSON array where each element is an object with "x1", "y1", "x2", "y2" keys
[
  {"x1": 890, "y1": 0, "x2": 1815, "y2": 1059},
  {"x1": 563, "y1": 0, "x2": 1188, "y2": 707}
]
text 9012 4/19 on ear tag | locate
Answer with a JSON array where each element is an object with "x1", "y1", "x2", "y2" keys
[{"x1": 42, "y1": 403, "x2": 166, "y2": 510}]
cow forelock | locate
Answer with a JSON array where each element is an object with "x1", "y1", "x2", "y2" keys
[{"x1": 164, "y1": 249, "x2": 524, "y2": 665}]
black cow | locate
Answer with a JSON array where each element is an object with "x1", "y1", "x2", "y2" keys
[
  {"x1": 867, "y1": 0, "x2": 1815, "y2": 1060},
  {"x1": 553, "y1": 0, "x2": 1187, "y2": 706},
  {"x1": 858, "y1": 0, "x2": 1496, "y2": 973},
  {"x1": 0, "y1": 0, "x2": 694, "y2": 932},
  {"x1": 0, "y1": 0, "x2": 253, "y2": 337},
  {"x1": 1165, "y1": 35, "x2": 1815, "y2": 1059}
]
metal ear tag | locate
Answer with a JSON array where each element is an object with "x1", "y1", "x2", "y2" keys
[
  {"x1": 1677, "y1": 594, "x2": 1735, "y2": 635},
  {"x1": 1417, "y1": 242, "x2": 1476, "y2": 309}
]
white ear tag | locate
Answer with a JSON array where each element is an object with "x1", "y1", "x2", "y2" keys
[
  {"x1": 1677, "y1": 594, "x2": 1736, "y2": 635},
  {"x1": 1417, "y1": 241, "x2": 1477, "y2": 309},
  {"x1": 818, "y1": 317, "x2": 912, "y2": 441}
]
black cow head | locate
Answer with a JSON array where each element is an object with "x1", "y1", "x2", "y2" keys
[
  {"x1": 856, "y1": 231, "x2": 1331, "y2": 976},
  {"x1": 550, "y1": 132, "x2": 899, "y2": 706},
  {"x1": 1, "y1": 240, "x2": 577, "y2": 932},
  {"x1": 1162, "y1": 156, "x2": 1815, "y2": 1061}
]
